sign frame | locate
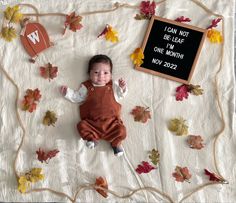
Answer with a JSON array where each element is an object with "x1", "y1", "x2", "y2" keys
[{"x1": 136, "y1": 16, "x2": 207, "y2": 84}]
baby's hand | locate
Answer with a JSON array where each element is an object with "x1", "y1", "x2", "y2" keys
[
  {"x1": 60, "y1": 85, "x2": 67, "y2": 96},
  {"x1": 118, "y1": 78, "x2": 126, "y2": 91}
]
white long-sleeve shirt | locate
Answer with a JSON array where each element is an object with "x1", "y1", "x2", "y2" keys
[{"x1": 64, "y1": 80, "x2": 127, "y2": 103}]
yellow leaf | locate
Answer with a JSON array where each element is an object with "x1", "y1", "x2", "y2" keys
[
  {"x1": 0, "y1": 27, "x2": 17, "y2": 42},
  {"x1": 207, "y1": 29, "x2": 223, "y2": 43},
  {"x1": 18, "y1": 176, "x2": 30, "y2": 193},
  {"x1": 130, "y1": 48, "x2": 144, "y2": 66},
  {"x1": 4, "y1": 5, "x2": 23, "y2": 23},
  {"x1": 105, "y1": 25, "x2": 119, "y2": 43},
  {"x1": 189, "y1": 84, "x2": 204, "y2": 96},
  {"x1": 168, "y1": 117, "x2": 188, "y2": 136}
]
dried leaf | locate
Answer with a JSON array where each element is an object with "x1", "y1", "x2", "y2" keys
[
  {"x1": 97, "y1": 25, "x2": 109, "y2": 38},
  {"x1": 0, "y1": 26, "x2": 17, "y2": 42},
  {"x1": 43, "y1": 110, "x2": 57, "y2": 126},
  {"x1": 95, "y1": 177, "x2": 108, "y2": 198},
  {"x1": 175, "y1": 84, "x2": 189, "y2": 101},
  {"x1": 175, "y1": 16, "x2": 191, "y2": 23},
  {"x1": 40, "y1": 63, "x2": 58, "y2": 81},
  {"x1": 168, "y1": 117, "x2": 188, "y2": 136},
  {"x1": 207, "y1": 29, "x2": 223, "y2": 43},
  {"x1": 136, "y1": 161, "x2": 156, "y2": 174},
  {"x1": 187, "y1": 135, "x2": 204, "y2": 150},
  {"x1": 207, "y1": 18, "x2": 221, "y2": 29},
  {"x1": 130, "y1": 48, "x2": 144, "y2": 66},
  {"x1": 36, "y1": 148, "x2": 59, "y2": 163},
  {"x1": 64, "y1": 12, "x2": 83, "y2": 34},
  {"x1": 104, "y1": 25, "x2": 119, "y2": 43},
  {"x1": 139, "y1": 1, "x2": 156, "y2": 19},
  {"x1": 131, "y1": 106, "x2": 151, "y2": 123},
  {"x1": 4, "y1": 5, "x2": 23, "y2": 23},
  {"x1": 188, "y1": 84, "x2": 204, "y2": 96},
  {"x1": 148, "y1": 149, "x2": 160, "y2": 165},
  {"x1": 204, "y1": 169, "x2": 228, "y2": 183},
  {"x1": 21, "y1": 88, "x2": 41, "y2": 113},
  {"x1": 172, "y1": 166, "x2": 191, "y2": 182}
]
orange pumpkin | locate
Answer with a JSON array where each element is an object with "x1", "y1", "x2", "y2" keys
[{"x1": 20, "y1": 22, "x2": 51, "y2": 58}]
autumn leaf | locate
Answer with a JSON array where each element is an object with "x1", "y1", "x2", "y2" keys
[
  {"x1": 175, "y1": 84, "x2": 189, "y2": 101},
  {"x1": 148, "y1": 149, "x2": 160, "y2": 165},
  {"x1": 36, "y1": 148, "x2": 59, "y2": 163},
  {"x1": 187, "y1": 135, "x2": 204, "y2": 150},
  {"x1": 97, "y1": 24, "x2": 119, "y2": 43},
  {"x1": 40, "y1": 63, "x2": 58, "y2": 81},
  {"x1": 64, "y1": 12, "x2": 83, "y2": 34},
  {"x1": 21, "y1": 88, "x2": 41, "y2": 113},
  {"x1": 172, "y1": 166, "x2": 191, "y2": 183},
  {"x1": 175, "y1": 16, "x2": 191, "y2": 23},
  {"x1": 204, "y1": 169, "x2": 228, "y2": 183},
  {"x1": 0, "y1": 27, "x2": 17, "y2": 42},
  {"x1": 95, "y1": 177, "x2": 108, "y2": 198},
  {"x1": 42, "y1": 110, "x2": 57, "y2": 126},
  {"x1": 135, "y1": 1, "x2": 156, "y2": 20},
  {"x1": 130, "y1": 48, "x2": 144, "y2": 66},
  {"x1": 168, "y1": 117, "x2": 188, "y2": 136},
  {"x1": 131, "y1": 106, "x2": 151, "y2": 123},
  {"x1": 136, "y1": 161, "x2": 156, "y2": 174},
  {"x1": 188, "y1": 84, "x2": 204, "y2": 96},
  {"x1": 4, "y1": 5, "x2": 23, "y2": 23},
  {"x1": 207, "y1": 18, "x2": 221, "y2": 29},
  {"x1": 207, "y1": 29, "x2": 223, "y2": 43}
]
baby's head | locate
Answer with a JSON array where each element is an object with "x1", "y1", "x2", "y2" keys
[{"x1": 88, "y1": 54, "x2": 113, "y2": 86}]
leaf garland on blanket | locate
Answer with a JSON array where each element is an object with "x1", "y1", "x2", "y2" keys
[
  {"x1": 135, "y1": 161, "x2": 156, "y2": 174},
  {"x1": 97, "y1": 24, "x2": 119, "y2": 43},
  {"x1": 36, "y1": 148, "x2": 59, "y2": 163},
  {"x1": 187, "y1": 135, "x2": 204, "y2": 150},
  {"x1": 95, "y1": 177, "x2": 108, "y2": 198},
  {"x1": 63, "y1": 12, "x2": 83, "y2": 34},
  {"x1": 175, "y1": 16, "x2": 191, "y2": 23},
  {"x1": 168, "y1": 117, "x2": 188, "y2": 136},
  {"x1": 18, "y1": 168, "x2": 44, "y2": 193},
  {"x1": 0, "y1": 5, "x2": 23, "y2": 42},
  {"x1": 42, "y1": 110, "x2": 58, "y2": 126},
  {"x1": 172, "y1": 166, "x2": 192, "y2": 183},
  {"x1": 130, "y1": 48, "x2": 144, "y2": 66},
  {"x1": 130, "y1": 106, "x2": 151, "y2": 123},
  {"x1": 135, "y1": 1, "x2": 156, "y2": 20},
  {"x1": 175, "y1": 84, "x2": 203, "y2": 101},
  {"x1": 21, "y1": 88, "x2": 42, "y2": 113},
  {"x1": 40, "y1": 63, "x2": 58, "y2": 81}
]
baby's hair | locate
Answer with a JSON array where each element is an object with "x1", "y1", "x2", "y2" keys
[{"x1": 88, "y1": 54, "x2": 113, "y2": 74}]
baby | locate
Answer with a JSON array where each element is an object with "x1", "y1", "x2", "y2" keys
[{"x1": 60, "y1": 54, "x2": 127, "y2": 156}]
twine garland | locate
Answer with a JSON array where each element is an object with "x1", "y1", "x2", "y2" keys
[{"x1": 0, "y1": 0, "x2": 229, "y2": 202}]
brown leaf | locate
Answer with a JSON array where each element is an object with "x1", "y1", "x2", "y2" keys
[
  {"x1": 187, "y1": 135, "x2": 204, "y2": 150},
  {"x1": 188, "y1": 84, "x2": 204, "y2": 96},
  {"x1": 43, "y1": 111, "x2": 57, "y2": 126},
  {"x1": 95, "y1": 177, "x2": 108, "y2": 198},
  {"x1": 172, "y1": 166, "x2": 192, "y2": 183},
  {"x1": 130, "y1": 106, "x2": 151, "y2": 123}
]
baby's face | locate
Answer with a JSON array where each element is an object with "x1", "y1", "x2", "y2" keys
[{"x1": 89, "y1": 62, "x2": 111, "y2": 86}]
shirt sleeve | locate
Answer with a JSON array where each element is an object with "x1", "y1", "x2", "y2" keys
[
  {"x1": 113, "y1": 80, "x2": 128, "y2": 102},
  {"x1": 64, "y1": 84, "x2": 88, "y2": 103}
]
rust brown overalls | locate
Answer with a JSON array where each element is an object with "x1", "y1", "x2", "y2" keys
[{"x1": 77, "y1": 80, "x2": 126, "y2": 147}]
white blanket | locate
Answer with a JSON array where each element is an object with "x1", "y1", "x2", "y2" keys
[{"x1": 0, "y1": 0, "x2": 235, "y2": 202}]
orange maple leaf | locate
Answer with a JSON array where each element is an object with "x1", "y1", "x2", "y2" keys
[
  {"x1": 172, "y1": 166, "x2": 192, "y2": 183},
  {"x1": 130, "y1": 106, "x2": 151, "y2": 123},
  {"x1": 187, "y1": 135, "x2": 204, "y2": 150},
  {"x1": 95, "y1": 177, "x2": 108, "y2": 198},
  {"x1": 40, "y1": 63, "x2": 58, "y2": 81},
  {"x1": 64, "y1": 12, "x2": 83, "y2": 34},
  {"x1": 130, "y1": 48, "x2": 144, "y2": 66},
  {"x1": 21, "y1": 88, "x2": 41, "y2": 113}
]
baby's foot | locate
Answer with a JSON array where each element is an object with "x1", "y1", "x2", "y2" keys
[
  {"x1": 112, "y1": 146, "x2": 124, "y2": 157},
  {"x1": 86, "y1": 141, "x2": 97, "y2": 149}
]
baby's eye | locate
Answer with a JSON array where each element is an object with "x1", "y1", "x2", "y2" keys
[
  {"x1": 104, "y1": 72, "x2": 109, "y2": 74},
  {"x1": 94, "y1": 71, "x2": 98, "y2": 74}
]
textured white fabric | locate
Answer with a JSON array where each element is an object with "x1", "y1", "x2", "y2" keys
[
  {"x1": 65, "y1": 80, "x2": 128, "y2": 103},
  {"x1": 0, "y1": 0, "x2": 235, "y2": 202}
]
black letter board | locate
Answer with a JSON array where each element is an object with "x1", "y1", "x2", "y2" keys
[{"x1": 136, "y1": 16, "x2": 207, "y2": 84}]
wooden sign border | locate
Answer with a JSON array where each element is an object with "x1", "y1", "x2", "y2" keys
[{"x1": 135, "y1": 15, "x2": 207, "y2": 84}]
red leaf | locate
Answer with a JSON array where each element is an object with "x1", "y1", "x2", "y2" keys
[
  {"x1": 172, "y1": 166, "x2": 191, "y2": 182},
  {"x1": 131, "y1": 106, "x2": 151, "y2": 123},
  {"x1": 36, "y1": 148, "x2": 59, "y2": 163},
  {"x1": 95, "y1": 177, "x2": 108, "y2": 198},
  {"x1": 97, "y1": 25, "x2": 109, "y2": 38},
  {"x1": 175, "y1": 16, "x2": 191, "y2": 23},
  {"x1": 187, "y1": 135, "x2": 204, "y2": 150},
  {"x1": 21, "y1": 88, "x2": 41, "y2": 112},
  {"x1": 207, "y1": 18, "x2": 221, "y2": 29},
  {"x1": 135, "y1": 161, "x2": 156, "y2": 174},
  {"x1": 175, "y1": 84, "x2": 189, "y2": 101},
  {"x1": 140, "y1": 1, "x2": 156, "y2": 18},
  {"x1": 64, "y1": 12, "x2": 83, "y2": 34},
  {"x1": 204, "y1": 169, "x2": 227, "y2": 183},
  {"x1": 40, "y1": 63, "x2": 58, "y2": 81}
]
